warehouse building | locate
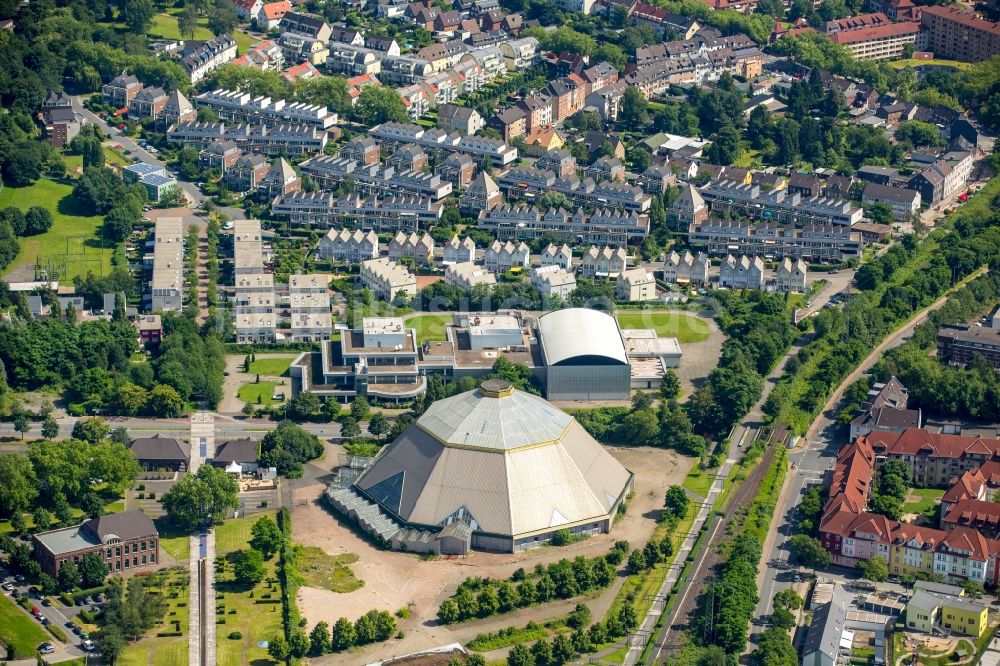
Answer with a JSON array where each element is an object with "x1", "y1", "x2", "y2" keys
[
  {"x1": 328, "y1": 380, "x2": 634, "y2": 553},
  {"x1": 538, "y1": 309, "x2": 631, "y2": 401}
]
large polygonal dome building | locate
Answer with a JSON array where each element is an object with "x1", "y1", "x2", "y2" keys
[{"x1": 339, "y1": 380, "x2": 634, "y2": 553}]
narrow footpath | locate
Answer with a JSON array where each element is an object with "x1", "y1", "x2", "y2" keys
[{"x1": 188, "y1": 412, "x2": 217, "y2": 666}]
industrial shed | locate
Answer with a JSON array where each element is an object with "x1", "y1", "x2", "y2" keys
[
  {"x1": 537, "y1": 308, "x2": 631, "y2": 401},
  {"x1": 346, "y1": 380, "x2": 634, "y2": 552}
]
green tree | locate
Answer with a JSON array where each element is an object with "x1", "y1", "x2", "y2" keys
[
  {"x1": 770, "y1": 606, "x2": 795, "y2": 629},
  {"x1": 260, "y1": 420, "x2": 323, "y2": 477},
  {"x1": 659, "y1": 371, "x2": 680, "y2": 401},
  {"x1": 663, "y1": 485, "x2": 690, "y2": 519},
  {"x1": 72, "y1": 417, "x2": 110, "y2": 443},
  {"x1": 32, "y1": 507, "x2": 53, "y2": 531},
  {"x1": 58, "y1": 561, "x2": 81, "y2": 590},
  {"x1": 287, "y1": 390, "x2": 321, "y2": 421},
  {"x1": 23, "y1": 207, "x2": 53, "y2": 236},
  {"x1": 620, "y1": 87, "x2": 649, "y2": 128},
  {"x1": 706, "y1": 124, "x2": 743, "y2": 165},
  {"x1": 121, "y1": 0, "x2": 156, "y2": 33},
  {"x1": 148, "y1": 385, "x2": 184, "y2": 417},
  {"x1": 368, "y1": 412, "x2": 389, "y2": 440},
  {"x1": 622, "y1": 408, "x2": 658, "y2": 444},
  {"x1": 42, "y1": 414, "x2": 59, "y2": 439},
  {"x1": 437, "y1": 598, "x2": 459, "y2": 624},
  {"x1": 79, "y1": 551, "x2": 109, "y2": 587},
  {"x1": 340, "y1": 416, "x2": 361, "y2": 440},
  {"x1": 161, "y1": 464, "x2": 239, "y2": 528},
  {"x1": 507, "y1": 643, "x2": 535, "y2": 666},
  {"x1": 207, "y1": 0, "x2": 238, "y2": 35},
  {"x1": 98, "y1": 624, "x2": 125, "y2": 664},
  {"x1": 178, "y1": 4, "x2": 199, "y2": 39},
  {"x1": 308, "y1": 621, "x2": 331, "y2": 656},
  {"x1": 232, "y1": 549, "x2": 267, "y2": 585},
  {"x1": 355, "y1": 86, "x2": 408, "y2": 125},
  {"x1": 331, "y1": 616, "x2": 356, "y2": 650},
  {"x1": 856, "y1": 557, "x2": 888, "y2": 586},
  {"x1": 788, "y1": 534, "x2": 830, "y2": 570},
  {"x1": 267, "y1": 636, "x2": 290, "y2": 661},
  {"x1": 12, "y1": 406, "x2": 29, "y2": 440},
  {"x1": 627, "y1": 549, "x2": 647, "y2": 574},
  {"x1": 0, "y1": 453, "x2": 38, "y2": 516},
  {"x1": 249, "y1": 515, "x2": 284, "y2": 559}
]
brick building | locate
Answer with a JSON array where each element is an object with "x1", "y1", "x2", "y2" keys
[{"x1": 33, "y1": 511, "x2": 159, "y2": 578}]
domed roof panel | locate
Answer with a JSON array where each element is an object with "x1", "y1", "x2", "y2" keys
[{"x1": 417, "y1": 385, "x2": 572, "y2": 450}]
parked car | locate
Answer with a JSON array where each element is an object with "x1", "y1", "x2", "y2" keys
[
  {"x1": 31, "y1": 606, "x2": 41, "y2": 617},
  {"x1": 1, "y1": 582, "x2": 13, "y2": 591},
  {"x1": 38, "y1": 643, "x2": 55, "y2": 655},
  {"x1": 82, "y1": 639, "x2": 96, "y2": 652},
  {"x1": 41, "y1": 598, "x2": 51, "y2": 606}
]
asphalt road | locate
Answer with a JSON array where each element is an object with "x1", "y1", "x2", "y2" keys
[{"x1": 0, "y1": 415, "x2": 345, "y2": 442}]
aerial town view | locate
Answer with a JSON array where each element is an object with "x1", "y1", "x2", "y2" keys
[{"x1": 0, "y1": 0, "x2": 1000, "y2": 663}]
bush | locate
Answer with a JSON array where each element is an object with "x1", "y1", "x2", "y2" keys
[{"x1": 229, "y1": 631, "x2": 243, "y2": 640}]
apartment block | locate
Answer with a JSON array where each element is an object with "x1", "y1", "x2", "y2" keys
[
  {"x1": 194, "y1": 89, "x2": 338, "y2": 130},
  {"x1": 580, "y1": 246, "x2": 627, "y2": 278},
  {"x1": 530, "y1": 265, "x2": 577, "y2": 298},
  {"x1": 233, "y1": 219, "x2": 276, "y2": 343},
  {"x1": 699, "y1": 179, "x2": 864, "y2": 227},
  {"x1": 478, "y1": 204, "x2": 650, "y2": 245},
  {"x1": 663, "y1": 250, "x2": 709, "y2": 286},
  {"x1": 615, "y1": 268, "x2": 656, "y2": 302},
  {"x1": 317, "y1": 229, "x2": 379, "y2": 263},
  {"x1": 150, "y1": 217, "x2": 184, "y2": 312},
  {"x1": 296, "y1": 155, "x2": 452, "y2": 201},
  {"x1": 272, "y1": 192, "x2": 443, "y2": 231},
  {"x1": 166, "y1": 122, "x2": 328, "y2": 155},
  {"x1": 483, "y1": 240, "x2": 529, "y2": 273},
  {"x1": 289, "y1": 273, "x2": 332, "y2": 342},
  {"x1": 360, "y1": 258, "x2": 417, "y2": 301},
  {"x1": 829, "y1": 21, "x2": 920, "y2": 60},
  {"x1": 921, "y1": 6, "x2": 1000, "y2": 62},
  {"x1": 445, "y1": 262, "x2": 496, "y2": 290},
  {"x1": 690, "y1": 220, "x2": 864, "y2": 262}
]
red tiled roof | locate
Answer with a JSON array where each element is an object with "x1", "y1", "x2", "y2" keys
[
  {"x1": 944, "y1": 499, "x2": 1000, "y2": 531},
  {"x1": 864, "y1": 428, "x2": 1000, "y2": 460},
  {"x1": 921, "y1": 5, "x2": 1000, "y2": 36},
  {"x1": 829, "y1": 20, "x2": 920, "y2": 44},
  {"x1": 939, "y1": 526, "x2": 992, "y2": 561},
  {"x1": 261, "y1": 1, "x2": 291, "y2": 19},
  {"x1": 892, "y1": 522, "x2": 946, "y2": 549},
  {"x1": 943, "y1": 470, "x2": 986, "y2": 503}
]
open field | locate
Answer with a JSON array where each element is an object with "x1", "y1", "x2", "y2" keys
[
  {"x1": 216, "y1": 557, "x2": 282, "y2": 666},
  {"x1": 615, "y1": 312, "x2": 711, "y2": 344},
  {"x1": 298, "y1": 546, "x2": 363, "y2": 593},
  {"x1": 215, "y1": 510, "x2": 277, "y2": 555},
  {"x1": 147, "y1": 11, "x2": 257, "y2": 52},
  {"x1": 406, "y1": 313, "x2": 451, "y2": 341},
  {"x1": 0, "y1": 499, "x2": 124, "y2": 535},
  {"x1": 0, "y1": 178, "x2": 114, "y2": 281},
  {"x1": 155, "y1": 517, "x2": 191, "y2": 562},
  {"x1": 0, "y1": 592, "x2": 49, "y2": 659},
  {"x1": 682, "y1": 467, "x2": 714, "y2": 499},
  {"x1": 247, "y1": 355, "x2": 295, "y2": 377},
  {"x1": 237, "y1": 380, "x2": 284, "y2": 407},
  {"x1": 888, "y1": 58, "x2": 970, "y2": 70}
]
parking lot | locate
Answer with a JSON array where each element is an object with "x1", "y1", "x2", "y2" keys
[{"x1": 1, "y1": 563, "x2": 99, "y2": 661}]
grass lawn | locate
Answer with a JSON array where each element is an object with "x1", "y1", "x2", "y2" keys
[
  {"x1": 888, "y1": 58, "x2": 970, "y2": 70},
  {"x1": 215, "y1": 511, "x2": 276, "y2": 555},
  {"x1": 733, "y1": 149, "x2": 762, "y2": 168},
  {"x1": 148, "y1": 11, "x2": 257, "y2": 53},
  {"x1": 406, "y1": 313, "x2": 451, "y2": 341},
  {"x1": 615, "y1": 312, "x2": 710, "y2": 343},
  {"x1": 155, "y1": 516, "x2": 191, "y2": 562},
  {"x1": 0, "y1": 592, "x2": 49, "y2": 659},
  {"x1": 237, "y1": 380, "x2": 284, "y2": 407},
  {"x1": 247, "y1": 355, "x2": 295, "y2": 377},
  {"x1": 297, "y1": 546, "x2": 363, "y2": 593},
  {"x1": 0, "y1": 178, "x2": 114, "y2": 281},
  {"x1": 903, "y1": 488, "x2": 944, "y2": 520},
  {"x1": 116, "y1": 567, "x2": 189, "y2": 666},
  {"x1": 216, "y1": 558, "x2": 282, "y2": 666},
  {"x1": 682, "y1": 468, "x2": 714, "y2": 499}
]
